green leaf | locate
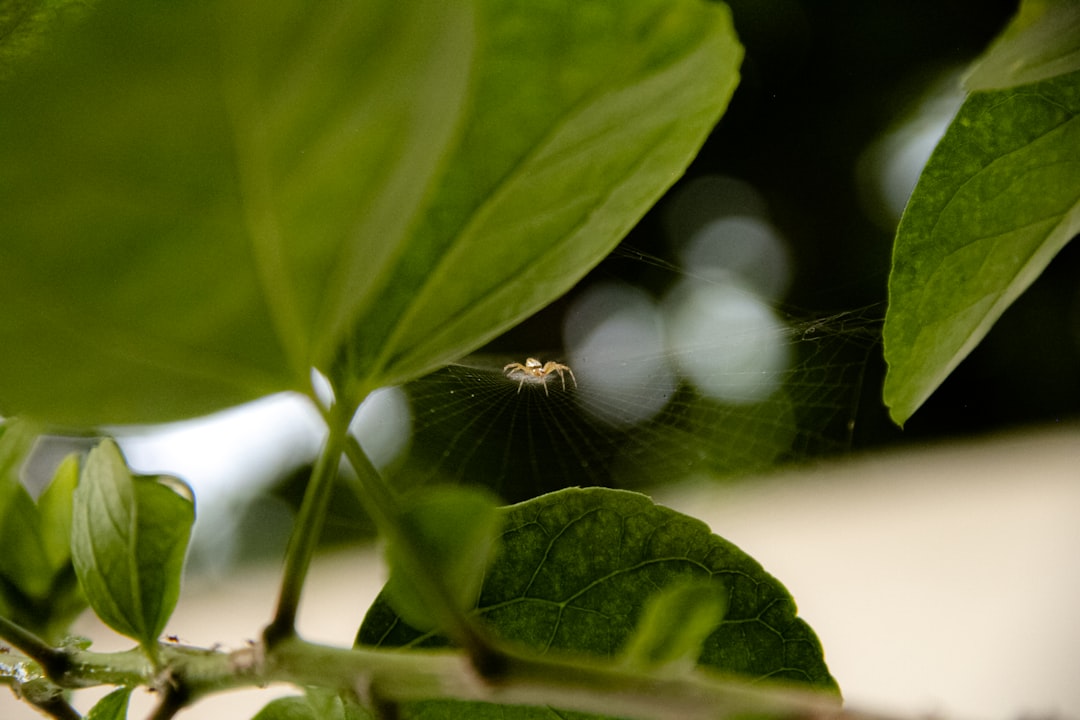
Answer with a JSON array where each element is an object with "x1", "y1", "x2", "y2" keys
[
  {"x1": 0, "y1": 420, "x2": 51, "y2": 598},
  {"x1": 0, "y1": 0, "x2": 473, "y2": 425},
  {"x1": 342, "y1": 0, "x2": 743, "y2": 394},
  {"x1": 38, "y1": 453, "x2": 79, "y2": 572},
  {"x1": 70, "y1": 440, "x2": 194, "y2": 652},
  {"x1": 358, "y1": 488, "x2": 836, "y2": 718},
  {"x1": 966, "y1": 1, "x2": 1080, "y2": 90},
  {"x1": 0, "y1": 0, "x2": 88, "y2": 78},
  {"x1": 883, "y1": 69, "x2": 1080, "y2": 425},
  {"x1": 0, "y1": 0, "x2": 739, "y2": 427},
  {"x1": 85, "y1": 686, "x2": 133, "y2": 720},
  {"x1": 252, "y1": 694, "x2": 372, "y2": 720},
  {"x1": 0, "y1": 424, "x2": 86, "y2": 640},
  {"x1": 619, "y1": 579, "x2": 726, "y2": 673},
  {"x1": 252, "y1": 697, "x2": 316, "y2": 720},
  {"x1": 383, "y1": 486, "x2": 502, "y2": 633}
]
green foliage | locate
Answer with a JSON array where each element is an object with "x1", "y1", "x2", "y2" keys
[
  {"x1": 883, "y1": 2, "x2": 1080, "y2": 424},
  {"x1": 85, "y1": 687, "x2": 133, "y2": 720},
  {"x1": 252, "y1": 697, "x2": 319, "y2": 720},
  {"x1": 383, "y1": 486, "x2": 502, "y2": 633},
  {"x1": 358, "y1": 488, "x2": 836, "y2": 718},
  {"x1": 0, "y1": 0, "x2": 740, "y2": 426},
  {"x1": 0, "y1": 1, "x2": 760, "y2": 713},
  {"x1": 619, "y1": 579, "x2": 727, "y2": 673},
  {"x1": 0, "y1": 422, "x2": 85, "y2": 642},
  {"x1": 965, "y1": 0, "x2": 1080, "y2": 90},
  {"x1": 253, "y1": 693, "x2": 371, "y2": 720},
  {"x1": 0, "y1": 0, "x2": 87, "y2": 77},
  {"x1": 5, "y1": 0, "x2": 1069, "y2": 717},
  {"x1": 70, "y1": 440, "x2": 194, "y2": 656},
  {"x1": 338, "y1": 0, "x2": 743, "y2": 397}
]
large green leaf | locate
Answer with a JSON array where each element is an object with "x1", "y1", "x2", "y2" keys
[
  {"x1": 70, "y1": 440, "x2": 194, "y2": 653},
  {"x1": 340, "y1": 0, "x2": 742, "y2": 396},
  {"x1": 357, "y1": 488, "x2": 836, "y2": 719},
  {"x1": 883, "y1": 67, "x2": 1080, "y2": 425},
  {"x1": 0, "y1": 0, "x2": 740, "y2": 429},
  {"x1": 0, "y1": 0, "x2": 87, "y2": 77},
  {"x1": 0, "y1": 0, "x2": 473, "y2": 426}
]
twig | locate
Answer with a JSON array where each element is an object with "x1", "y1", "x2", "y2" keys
[{"x1": 0, "y1": 615, "x2": 69, "y2": 679}]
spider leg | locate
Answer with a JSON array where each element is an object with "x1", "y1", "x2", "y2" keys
[
  {"x1": 517, "y1": 377, "x2": 525, "y2": 393},
  {"x1": 566, "y1": 367, "x2": 577, "y2": 388}
]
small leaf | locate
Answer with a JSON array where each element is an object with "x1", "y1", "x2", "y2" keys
[
  {"x1": 252, "y1": 697, "x2": 316, "y2": 720},
  {"x1": 71, "y1": 440, "x2": 195, "y2": 652},
  {"x1": 884, "y1": 68, "x2": 1080, "y2": 425},
  {"x1": 38, "y1": 453, "x2": 79, "y2": 572},
  {"x1": 383, "y1": 486, "x2": 502, "y2": 633},
  {"x1": 85, "y1": 686, "x2": 133, "y2": 720},
  {"x1": 358, "y1": 488, "x2": 836, "y2": 718},
  {"x1": 305, "y1": 688, "x2": 373, "y2": 720},
  {"x1": 0, "y1": 422, "x2": 51, "y2": 598},
  {"x1": 0, "y1": 424, "x2": 86, "y2": 640},
  {"x1": 966, "y1": 1, "x2": 1080, "y2": 90},
  {"x1": 619, "y1": 579, "x2": 727, "y2": 673},
  {"x1": 252, "y1": 693, "x2": 373, "y2": 720}
]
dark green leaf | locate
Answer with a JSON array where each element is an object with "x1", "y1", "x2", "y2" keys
[
  {"x1": 85, "y1": 686, "x2": 133, "y2": 720},
  {"x1": 383, "y1": 486, "x2": 502, "y2": 633},
  {"x1": 358, "y1": 488, "x2": 836, "y2": 718},
  {"x1": 70, "y1": 440, "x2": 194, "y2": 652},
  {"x1": 342, "y1": 0, "x2": 743, "y2": 394},
  {"x1": 966, "y1": 1, "x2": 1080, "y2": 91},
  {"x1": 883, "y1": 69, "x2": 1080, "y2": 425},
  {"x1": 0, "y1": 0, "x2": 472, "y2": 425}
]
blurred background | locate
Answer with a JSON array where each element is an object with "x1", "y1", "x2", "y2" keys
[{"x1": 8, "y1": 1, "x2": 1080, "y2": 718}]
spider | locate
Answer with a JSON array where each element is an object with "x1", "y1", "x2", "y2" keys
[{"x1": 503, "y1": 357, "x2": 577, "y2": 395}]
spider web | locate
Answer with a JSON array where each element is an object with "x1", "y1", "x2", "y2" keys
[{"x1": 381, "y1": 282, "x2": 878, "y2": 503}]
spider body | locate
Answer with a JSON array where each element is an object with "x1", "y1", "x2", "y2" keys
[{"x1": 503, "y1": 357, "x2": 577, "y2": 395}]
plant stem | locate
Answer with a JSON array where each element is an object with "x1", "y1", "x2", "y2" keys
[
  {"x1": 267, "y1": 636, "x2": 865, "y2": 720},
  {"x1": 264, "y1": 399, "x2": 350, "y2": 646},
  {"x1": 337, "y1": 432, "x2": 503, "y2": 676},
  {"x1": 5, "y1": 630, "x2": 908, "y2": 720}
]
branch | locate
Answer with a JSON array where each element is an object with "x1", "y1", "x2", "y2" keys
[
  {"x1": 0, "y1": 615, "x2": 69, "y2": 679},
  {"x1": 5, "y1": 627, "x2": 911, "y2": 720},
  {"x1": 266, "y1": 636, "x2": 898, "y2": 720},
  {"x1": 11, "y1": 679, "x2": 81, "y2": 720}
]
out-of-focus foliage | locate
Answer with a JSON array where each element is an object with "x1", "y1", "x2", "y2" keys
[{"x1": 0, "y1": 0, "x2": 741, "y2": 427}]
